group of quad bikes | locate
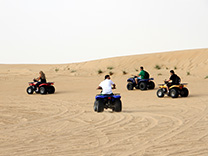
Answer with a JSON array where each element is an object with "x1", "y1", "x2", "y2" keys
[
  {"x1": 94, "y1": 75, "x2": 189, "y2": 113},
  {"x1": 126, "y1": 76, "x2": 189, "y2": 98},
  {"x1": 26, "y1": 74, "x2": 189, "y2": 113}
]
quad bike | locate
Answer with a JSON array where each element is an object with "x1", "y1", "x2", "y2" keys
[
  {"x1": 157, "y1": 81, "x2": 189, "y2": 98},
  {"x1": 127, "y1": 76, "x2": 155, "y2": 91},
  {"x1": 94, "y1": 94, "x2": 122, "y2": 113},
  {"x1": 26, "y1": 79, "x2": 55, "y2": 95}
]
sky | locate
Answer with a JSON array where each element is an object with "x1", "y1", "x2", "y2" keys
[{"x1": 0, "y1": 0, "x2": 208, "y2": 64}]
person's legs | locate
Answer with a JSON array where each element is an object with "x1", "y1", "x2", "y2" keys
[
  {"x1": 135, "y1": 77, "x2": 141, "y2": 84},
  {"x1": 166, "y1": 83, "x2": 172, "y2": 93},
  {"x1": 35, "y1": 82, "x2": 41, "y2": 91},
  {"x1": 135, "y1": 77, "x2": 138, "y2": 84},
  {"x1": 166, "y1": 84, "x2": 169, "y2": 93}
]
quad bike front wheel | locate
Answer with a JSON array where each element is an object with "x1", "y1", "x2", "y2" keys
[
  {"x1": 27, "y1": 86, "x2": 34, "y2": 94},
  {"x1": 157, "y1": 89, "x2": 164, "y2": 98},
  {"x1": 127, "y1": 83, "x2": 134, "y2": 90}
]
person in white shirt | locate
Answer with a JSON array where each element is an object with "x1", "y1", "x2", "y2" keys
[{"x1": 97, "y1": 75, "x2": 116, "y2": 94}]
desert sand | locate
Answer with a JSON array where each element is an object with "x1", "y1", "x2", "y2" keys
[{"x1": 0, "y1": 49, "x2": 208, "y2": 156}]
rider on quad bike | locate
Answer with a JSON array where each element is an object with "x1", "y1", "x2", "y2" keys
[
  {"x1": 27, "y1": 71, "x2": 55, "y2": 95},
  {"x1": 157, "y1": 70, "x2": 188, "y2": 98},
  {"x1": 97, "y1": 75, "x2": 116, "y2": 94},
  {"x1": 165, "y1": 70, "x2": 181, "y2": 93},
  {"x1": 94, "y1": 75, "x2": 122, "y2": 112},
  {"x1": 34, "y1": 71, "x2": 47, "y2": 91},
  {"x1": 133, "y1": 66, "x2": 149, "y2": 85}
]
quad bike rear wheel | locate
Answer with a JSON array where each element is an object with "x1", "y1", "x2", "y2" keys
[
  {"x1": 113, "y1": 99, "x2": 122, "y2": 112},
  {"x1": 170, "y1": 88, "x2": 179, "y2": 98},
  {"x1": 157, "y1": 89, "x2": 164, "y2": 98},
  {"x1": 97, "y1": 99, "x2": 104, "y2": 113},
  {"x1": 180, "y1": 88, "x2": 189, "y2": 97},
  {"x1": 94, "y1": 100, "x2": 98, "y2": 112},
  {"x1": 148, "y1": 81, "x2": 155, "y2": 89},
  {"x1": 127, "y1": 83, "x2": 134, "y2": 90},
  {"x1": 40, "y1": 86, "x2": 47, "y2": 94},
  {"x1": 48, "y1": 86, "x2": 55, "y2": 94},
  {"x1": 27, "y1": 86, "x2": 34, "y2": 94}
]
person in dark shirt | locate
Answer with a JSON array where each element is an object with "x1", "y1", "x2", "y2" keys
[
  {"x1": 34, "y1": 71, "x2": 47, "y2": 91},
  {"x1": 166, "y1": 70, "x2": 181, "y2": 93}
]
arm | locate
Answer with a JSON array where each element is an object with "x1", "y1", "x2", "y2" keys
[
  {"x1": 166, "y1": 79, "x2": 171, "y2": 82},
  {"x1": 132, "y1": 73, "x2": 140, "y2": 77},
  {"x1": 35, "y1": 75, "x2": 41, "y2": 81},
  {"x1": 112, "y1": 84, "x2": 116, "y2": 89},
  {"x1": 138, "y1": 71, "x2": 143, "y2": 77},
  {"x1": 111, "y1": 80, "x2": 116, "y2": 89},
  {"x1": 165, "y1": 77, "x2": 172, "y2": 83}
]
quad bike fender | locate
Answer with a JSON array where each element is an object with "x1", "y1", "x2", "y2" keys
[
  {"x1": 39, "y1": 83, "x2": 47, "y2": 87},
  {"x1": 127, "y1": 78, "x2": 135, "y2": 83},
  {"x1": 139, "y1": 78, "x2": 154, "y2": 82},
  {"x1": 169, "y1": 85, "x2": 184, "y2": 90},
  {"x1": 159, "y1": 85, "x2": 167, "y2": 89},
  {"x1": 95, "y1": 94, "x2": 121, "y2": 100}
]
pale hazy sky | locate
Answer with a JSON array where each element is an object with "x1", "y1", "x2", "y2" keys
[{"x1": 0, "y1": 0, "x2": 208, "y2": 64}]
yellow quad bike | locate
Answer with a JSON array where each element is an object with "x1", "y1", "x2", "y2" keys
[{"x1": 157, "y1": 82, "x2": 189, "y2": 98}]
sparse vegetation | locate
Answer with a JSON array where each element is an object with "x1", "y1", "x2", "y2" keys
[
  {"x1": 158, "y1": 73, "x2": 162, "y2": 76},
  {"x1": 187, "y1": 72, "x2": 190, "y2": 76},
  {"x1": 155, "y1": 65, "x2": 161, "y2": 70},
  {"x1": 71, "y1": 70, "x2": 76, "y2": 73},
  {"x1": 174, "y1": 66, "x2": 177, "y2": 70},
  {"x1": 98, "y1": 69, "x2": 103, "y2": 74},
  {"x1": 166, "y1": 67, "x2": 169, "y2": 70},
  {"x1": 107, "y1": 66, "x2": 114, "y2": 70},
  {"x1": 55, "y1": 68, "x2": 59, "y2": 72},
  {"x1": 109, "y1": 71, "x2": 114, "y2": 75},
  {"x1": 135, "y1": 68, "x2": 139, "y2": 72},
  {"x1": 205, "y1": 75, "x2": 208, "y2": 79},
  {"x1": 122, "y1": 70, "x2": 127, "y2": 75}
]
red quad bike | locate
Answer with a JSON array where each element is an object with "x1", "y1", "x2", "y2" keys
[{"x1": 26, "y1": 80, "x2": 55, "y2": 95}]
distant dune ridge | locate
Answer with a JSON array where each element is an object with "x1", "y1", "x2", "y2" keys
[{"x1": 1, "y1": 48, "x2": 208, "y2": 78}]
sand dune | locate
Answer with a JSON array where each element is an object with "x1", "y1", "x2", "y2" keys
[{"x1": 0, "y1": 49, "x2": 208, "y2": 156}]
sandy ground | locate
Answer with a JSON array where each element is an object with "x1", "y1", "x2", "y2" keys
[{"x1": 0, "y1": 49, "x2": 208, "y2": 156}]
